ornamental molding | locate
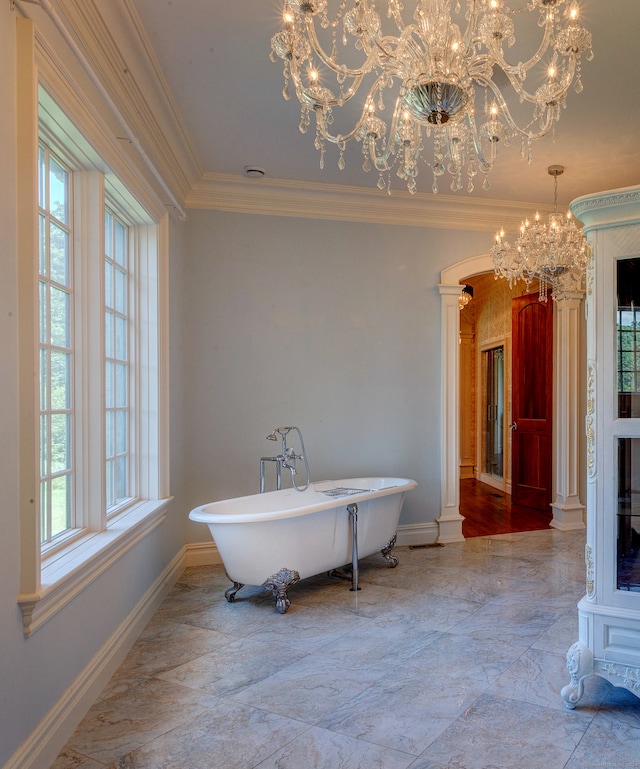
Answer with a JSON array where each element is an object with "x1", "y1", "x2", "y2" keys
[
  {"x1": 572, "y1": 187, "x2": 640, "y2": 230},
  {"x1": 23, "y1": 0, "x2": 201, "y2": 209},
  {"x1": 186, "y1": 173, "x2": 546, "y2": 231},
  {"x1": 585, "y1": 544, "x2": 595, "y2": 599},
  {"x1": 586, "y1": 243, "x2": 594, "y2": 297},
  {"x1": 598, "y1": 661, "x2": 640, "y2": 694},
  {"x1": 586, "y1": 362, "x2": 596, "y2": 479}
]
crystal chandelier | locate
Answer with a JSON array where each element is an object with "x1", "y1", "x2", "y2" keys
[
  {"x1": 491, "y1": 165, "x2": 588, "y2": 301},
  {"x1": 270, "y1": 0, "x2": 592, "y2": 194}
]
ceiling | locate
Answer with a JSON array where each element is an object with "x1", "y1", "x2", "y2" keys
[{"x1": 131, "y1": 0, "x2": 640, "y2": 208}]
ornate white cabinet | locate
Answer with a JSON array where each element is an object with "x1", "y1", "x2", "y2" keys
[{"x1": 562, "y1": 186, "x2": 640, "y2": 708}]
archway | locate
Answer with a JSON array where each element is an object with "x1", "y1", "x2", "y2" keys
[{"x1": 438, "y1": 254, "x2": 586, "y2": 543}]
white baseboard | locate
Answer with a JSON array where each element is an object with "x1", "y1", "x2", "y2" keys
[
  {"x1": 184, "y1": 540, "x2": 222, "y2": 567},
  {"x1": 396, "y1": 522, "x2": 439, "y2": 547},
  {"x1": 6, "y1": 548, "x2": 187, "y2": 769}
]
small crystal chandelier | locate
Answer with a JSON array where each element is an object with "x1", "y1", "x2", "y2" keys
[
  {"x1": 491, "y1": 165, "x2": 588, "y2": 301},
  {"x1": 270, "y1": 1, "x2": 592, "y2": 194}
]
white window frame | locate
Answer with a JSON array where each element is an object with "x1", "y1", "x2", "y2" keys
[{"x1": 17, "y1": 19, "x2": 170, "y2": 637}]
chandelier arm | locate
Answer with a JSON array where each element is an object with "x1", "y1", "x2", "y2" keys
[
  {"x1": 286, "y1": 47, "x2": 368, "y2": 110},
  {"x1": 366, "y1": 93, "x2": 417, "y2": 173},
  {"x1": 479, "y1": 9, "x2": 556, "y2": 79},
  {"x1": 459, "y1": 1, "x2": 483, "y2": 58},
  {"x1": 478, "y1": 77, "x2": 556, "y2": 140},
  {"x1": 314, "y1": 78, "x2": 393, "y2": 146},
  {"x1": 301, "y1": 13, "x2": 380, "y2": 79},
  {"x1": 462, "y1": 112, "x2": 495, "y2": 174}
]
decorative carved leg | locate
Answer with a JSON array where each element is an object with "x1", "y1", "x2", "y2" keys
[
  {"x1": 262, "y1": 567, "x2": 300, "y2": 614},
  {"x1": 224, "y1": 581, "x2": 244, "y2": 603},
  {"x1": 381, "y1": 533, "x2": 399, "y2": 567},
  {"x1": 561, "y1": 641, "x2": 594, "y2": 709}
]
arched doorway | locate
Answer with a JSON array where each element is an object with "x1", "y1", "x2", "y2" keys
[{"x1": 438, "y1": 254, "x2": 586, "y2": 542}]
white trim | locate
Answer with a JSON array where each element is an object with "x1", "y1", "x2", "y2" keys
[
  {"x1": 437, "y1": 284, "x2": 465, "y2": 543},
  {"x1": 184, "y1": 541, "x2": 222, "y2": 568},
  {"x1": 19, "y1": 498, "x2": 171, "y2": 636},
  {"x1": 186, "y1": 173, "x2": 553, "y2": 232},
  {"x1": 6, "y1": 544, "x2": 185, "y2": 769},
  {"x1": 396, "y1": 522, "x2": 439, "y2": 548}
]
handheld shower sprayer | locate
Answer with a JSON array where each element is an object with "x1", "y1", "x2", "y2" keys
[{"x1": 260, "y1": 426, "x2": 311, "y2": 492}]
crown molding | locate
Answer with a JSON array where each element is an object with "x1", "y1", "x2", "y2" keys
[
  {"x1": 186, "y1": 173, "x2": 555, "y2": 232},
  {"x1": 571, "y1": 184, "x2": 640, "y2": 231},
  {"x1": 47, "y1": 0, "x2": 202, "y2": 203}
]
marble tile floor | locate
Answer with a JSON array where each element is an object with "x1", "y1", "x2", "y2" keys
[{"x1": 53, "y1": 529, "x2": 640, "y2": 769}]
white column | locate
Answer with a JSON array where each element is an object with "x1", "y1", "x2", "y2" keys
[
  {"x1": 438, "y1": 284, "x2": 465, "y2": 543},
  {"x1": 551, "y1": 290, "x2": 586, "y2": 530}
]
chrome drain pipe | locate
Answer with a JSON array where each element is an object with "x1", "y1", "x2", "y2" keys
[{"x1": 347, "y1": 503, "x2": 360, "y2": 592}]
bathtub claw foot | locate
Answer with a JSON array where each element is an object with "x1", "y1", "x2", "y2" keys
[
  {"x1": 225, "y1": 582, "x2": 244, "y2": 602},
  {"x1": 381, "y1": 534, "x2": 399, "y2": 567},
  {"x1": 262, "y1": 568, "x2": 300, "y2": 614}
]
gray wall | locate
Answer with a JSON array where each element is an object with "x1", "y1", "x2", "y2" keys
[{"x1": 180, "y1": 209, "x2": 491, "y2": 540}]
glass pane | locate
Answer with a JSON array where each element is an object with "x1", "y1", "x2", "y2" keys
[
  {"x1": 50, "y1": 413, "x2": 70, "y2": 473},
  {"x1": 115, "y1": 455, "x2": 127, "y2": 501},
  {"x1": 105, "y1": 261, "x2": 114, "y2": 310},
  {"x1": 115, "y1": 268, "x2": 126, "y2": 315},
  {"x1": 115, "y1": 363, "x2": 127, "y2": 408},
  {"x1": 484, "y1": 346, "x2": 504, "y2": 479},
  {"x1": 49, "y1": 222, "x2": 70, "y2": 286},
  {"x1": 105, "y1": 360, "x2": 114, "y2": 408},
  {"x1": 50, "y1": 350, "x2": 70, "y2": 410},
  {"x1": 38, "y1": 145, "x2": 46, "y2": 210},
  {"x1": 49, "y1": 156, "x2": 68, "y2": 225},
  {"x1": 105, "y1": 210, "x2": 113, "y2": 259},
  {"x1": 115, "y1": 315, "x2": 127, "y2": 360},
  {"x1": 39, "y1": 280, "x2": 48, "y2": 344},
  {"x1": 40, "y1": 348, "x2": 48, "y2": 411},
  {"x1": 51, "y1": 474, "x2": 70, "y2": 537},
  {"x1": 39, "y1": 213, "x2": 47, "y2": 276},
  {"x1": 49, "y1": 286, "x2": 70, "y2": 347},
  {"x1": 115, "y1": 220, "x2": 126, "y2": 267},
  {"x1": 40, "y1": 413, "x2": 48, "y2": 477},
  {"x1": 105, "y1": 410, "x2": 114, "y2": 457},
  {"x1": 116, "y1": 409, "x2": 127, "y2": 454},
  {"x1": 618, "y1": 438, "x2": 640, "y2": 592},
  {"x1": 40, "y1": 479, "x2": 50, "y2": 543},
  {"x1": 106, "y1": 459, "x2": 114, "y2": 509},
  {"x1": 617, "y1": 259, "x2": 640, "y2": 417},
  {"x1": 105, "y1": 310, "x2": 114, "y2": 358}
]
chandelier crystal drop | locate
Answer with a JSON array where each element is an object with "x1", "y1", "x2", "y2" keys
[
  {"x1": 270, "y1": 0, "x2": 592, "y2": 194},
  {"x1": 490, "y1": 165, "x2": 588, "y2": 302}
]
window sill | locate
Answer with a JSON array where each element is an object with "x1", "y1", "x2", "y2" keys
[{"x1": 18, "y1": 498, "x2": 171, "y2": 637}]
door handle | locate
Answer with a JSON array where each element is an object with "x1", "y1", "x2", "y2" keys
[{"x1": 511, "y1": 422, "x2": 518, "y2": 431}]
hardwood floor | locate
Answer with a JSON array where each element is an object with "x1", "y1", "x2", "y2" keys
[{"x1": 460, "y1": 477, "x2": 553, "y2": 538}]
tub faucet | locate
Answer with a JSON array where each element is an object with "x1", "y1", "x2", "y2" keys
[{"x1": 260, "y1": 426, "x2": 310, "y2": 493}]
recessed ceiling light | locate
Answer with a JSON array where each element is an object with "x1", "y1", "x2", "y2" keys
[{"x1": 244, "y1": 166, "x2": 266, "y2": 178}]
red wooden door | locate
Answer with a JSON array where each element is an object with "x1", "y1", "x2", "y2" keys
[{"x1": 511, "y1": 294, "x2": 553, "y2": 510}]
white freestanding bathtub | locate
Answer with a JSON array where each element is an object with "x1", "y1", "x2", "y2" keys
[{"x1": 189, "y1": 477, "x2": 417, "y2": 613}]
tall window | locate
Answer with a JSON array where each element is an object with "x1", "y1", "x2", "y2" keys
[
  {"x1": 18, "y1": 27, "x2": 168, "y2": 636},
  {"x1": 104, "y1": 208, "x2": 131, "y2": 512},
  {"x1": 38, "y1": 145, "x2": 73, "y2": 546}
]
